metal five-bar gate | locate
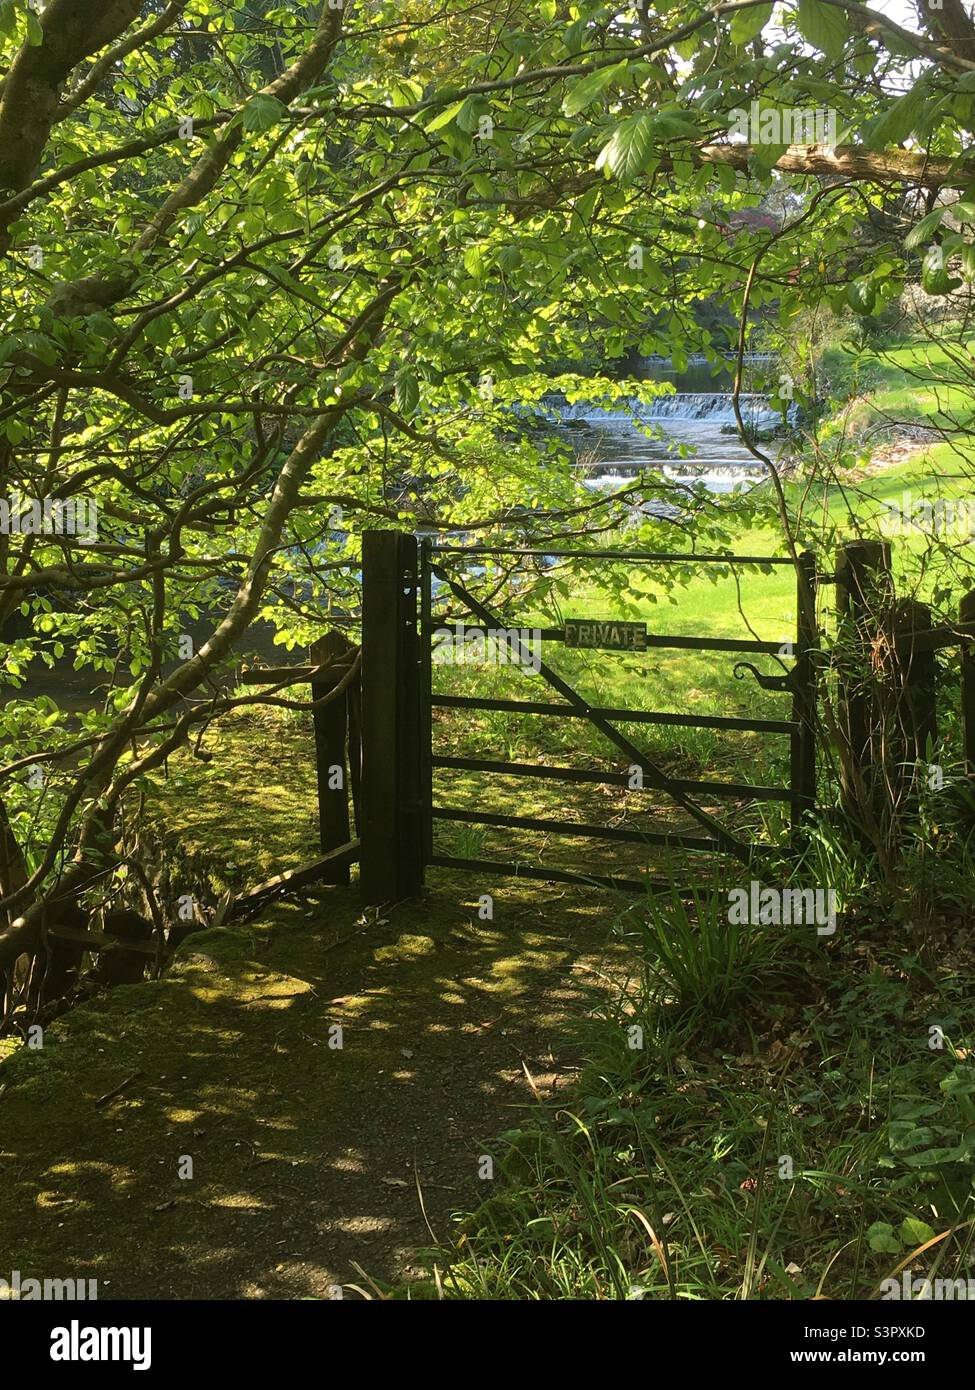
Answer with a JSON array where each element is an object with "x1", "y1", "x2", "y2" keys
[{"x1": 358, "y1": 531, "x2": 818, "y2": 904}]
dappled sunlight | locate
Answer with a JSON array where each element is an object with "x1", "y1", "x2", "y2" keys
[
  {"x1": 2, "y1": 0, "x2": 974, "y2": 1326},
  {"x1": 0, "y1": 876, "x2": 631, "y2": 1297}
]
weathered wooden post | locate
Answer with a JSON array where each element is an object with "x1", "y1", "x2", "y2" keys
[
  {"x1": 310, "y1": 629, "x2": 357, "y2": 884},
  {"x1": 835, "y1": 539, "x2": 893, "y2": 827},
  {"x1": 791, "y1": 550, "x2": 818, "y2": 845},
  {"x1": 347, "y1": 666, "x2": 362, "y2": 834},
  {"x1": 961, "y1": 589, "x2": 975, "y2": 776},
  {"x1": 889, "y1": 597, "x2": 937, "y2": 775},
  {"x1": 359, "y1": 530, "x2": 423, "y2": 903}
]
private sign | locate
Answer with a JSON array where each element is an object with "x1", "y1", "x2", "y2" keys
[{"x1": 564, "y1": 619, "x2": 647, "y2": 651}]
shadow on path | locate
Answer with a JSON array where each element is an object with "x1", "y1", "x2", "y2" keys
[{"x1": 0, "y1": 872, "x2": 632, "y2": 1299}]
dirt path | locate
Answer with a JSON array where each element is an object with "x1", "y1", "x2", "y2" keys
[{"x1": 0, "y1": 873, "x2": 631, "y2": 1299}]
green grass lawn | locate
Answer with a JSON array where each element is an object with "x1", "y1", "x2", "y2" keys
[
  {"x1": 428, "y1": 443, "x2": 972, "y2": 816},
  {"x1": 822, "y1": 339, "x2": 975, "y2": 431},
  {"x1": 423, "y1": 346, "x2": 975, "y2": 879}
]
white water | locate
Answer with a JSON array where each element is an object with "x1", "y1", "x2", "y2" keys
[
  {"x1": 531, "y1": 391, "x2": 780, "y2": 495},
  {"x1": 550, "y1": 391, "x2": 779, "y2": 427}
]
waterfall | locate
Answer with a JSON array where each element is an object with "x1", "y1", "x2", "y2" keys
[
  {"x1": 510, "y1": 385, "x2": 792, "y2": 494},
  {"x1": 538, "y1": 392, "x2": 784, "y2": 427}
]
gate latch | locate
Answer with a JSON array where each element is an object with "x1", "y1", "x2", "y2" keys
[{"x1": 732, "y1": 660, "x2": 798, "y2": 694}]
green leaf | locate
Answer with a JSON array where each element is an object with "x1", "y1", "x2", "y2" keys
[
  {"x1": 26, "y1": 7, "x2": 43, "y2": 45},
  {"x1": 899, "y1": 1217, "x2": 937, "y2": 1247},
  {"x1": 715, "y1": 160, "x2": 737, "y2": 195},
  {"x1": 456, "y1": 98, "x2": 486, "y2": 134},
  {"x1": 84, "y1": 312, "x2": 117, "y2": 341},
  {"x1": 905, "y1": 207, "x2": 945, "y2": 250},
  {"x1": 654, "y1": 108, "x2": 703, "y2": 140},
  {"x1": 595, "y1": 113, "x2": 656, "y2": 182},
  {"x1": 191, "y1": 92, "x2": 217, "y2": 120},
  {"x1": 463, "y1": 244, "x2": 485, "y2": 278},
  {"x1": 904, "y1": 1143, "x2": 971, "y2": 1165},
  {"x1": 867, "y1": 1222, "x2": 902, "y2": 1254},
  {"x1": 242, "y1": 94, "x2": 287, "y2": 132},
  {"x1": 394, "y1": 369, "x2": 419, "y2": 416},
  {"x1": 749, "y1": 142, "x2": 788, "y2": 178},
  {"x1": 0, "y1": 0, "x2": 17, "y2": 39},
  {"x1": 796, "y1": 0, "x2": 848, "y2": 61},
  {"x1": 562, "y1": 61, "x2": 626, "y2": 117},
  {"x1": 847, "y1": 278, "x2": 877, "y2": 316},
  {"x1": 867, "y1": 86, "x2": 926, "y2": 151},
  {"x1": 425, "y1": 98, "x2": 467, "y2": 133},
  {"x1": 731, "y1": 3, "x2": 773, "y2": 46},
  {"x1": 921, "y1": 247, "x2": 960, "y2": 295},
  {"x1": 562, "y1": 16, "x2": 587, "y2": 53},
  {"x1": 941, "y1": 1067, "x2": 975, "y2": 1097}
]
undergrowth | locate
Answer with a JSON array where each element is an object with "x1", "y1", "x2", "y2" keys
[{"x1": 427, "y1": 826, "x2": 975, "y2": 1300}]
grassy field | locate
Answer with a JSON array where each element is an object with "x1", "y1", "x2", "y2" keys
[
  {"x1": 821, "y1": 339, "x2": 975, "y2": 432},
  {"x1": 425, "y1": 433, "x2": 974, "y2": 880},
  {"x1": 428, "y1": 549, "x2": 795, "y2": 878}
]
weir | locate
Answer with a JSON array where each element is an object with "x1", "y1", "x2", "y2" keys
[
  {"x1": 531, "y1": 389, "x2": 790, "y2": 488},
  {"x1": 541, "y1": 391, "x2": 783, "y2": 426}
]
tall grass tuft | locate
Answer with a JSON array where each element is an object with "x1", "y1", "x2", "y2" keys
[{"x1": 622, "y1": 884, "x2": 808, "y2": 1034}]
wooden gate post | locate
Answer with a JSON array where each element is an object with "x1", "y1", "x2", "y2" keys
[
  {"x1": 310, "y1": 629, "x2": 357, "y2": 885},
  {"x1": 791, "y1": 550, "x2": 818, "y2": 845},
  {"x1": 889, "y1": 598, "x2": 937, "y2": 777},
  {"x1": 359, "y1": 530, "x2": 423, "y2": 903},
  {"x1": 961, "y1": 589, "x2": 975, "y2": 776},
  {"x1": 835, "y1": 539, "x2": 893, "y2": 826}
]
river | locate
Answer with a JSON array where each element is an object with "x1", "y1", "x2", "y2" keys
[{"x1": 541, "y1": 356, "x2": 778, "y2": 496}]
